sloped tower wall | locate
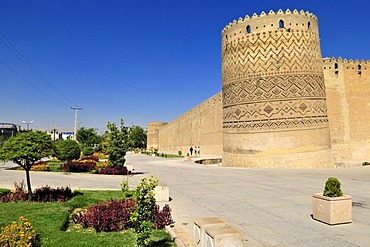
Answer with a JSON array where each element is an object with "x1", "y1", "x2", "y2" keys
[
  {"x1": 147, "y1": 122, "x2": 167, "y2": 151},
  {"x1": 221, "y1": 9, "x2": 333, "y2": 167}
]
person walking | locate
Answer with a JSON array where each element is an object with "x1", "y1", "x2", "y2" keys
[
  {"x1": 198, "y1": 146, "x2": 201, "y2": 156},
  {"x1": 190, "y1": 146, "x2": 193, "y2": 156}
]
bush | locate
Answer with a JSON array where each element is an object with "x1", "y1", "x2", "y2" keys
[
  {"x1": 94, "y1": 166, "x2": 130, "y2": 175},
  {"x1": 80, "y1": 155, "x2": 99, "y2": 162},
  {"x1": 131, "y1": 176, "x2": 158, "y2": 246},
  {"x1": 152, "y1": 204, "x2": 173, "y2": 229},
  {"x1": 178, "y1": 150, "x2": 182, "y2": 156},
  {"x1": 33, "y1": 185, "x2": 72, "y2": 202},
  {"x1": 61, "y1": 161, "x2": 96, "y2": 172},
  {"x1": 82, "y1": 147, "x2": 95, "y2": 156},
  {"x1": 72, "y1": 199, "x2": 135, "y2": 232},
  {"x1": 0, "y1": 216, "x2": 41, "y2": 247},
  {"x1": 31, "y1": 161, "x2": 50, "y2": 171},
  {"x1": 0, "y1": 183, "x2": 72, "y2": 203},
  {"x1": 323, "y1": 177, "x2": 343, "y2": 197},
  {"x1": 96, "y1": 161, "x2": 109, "y2": 169},
  {"x1": 0, "y1": 181, "x2": 29, "y2": 202}
]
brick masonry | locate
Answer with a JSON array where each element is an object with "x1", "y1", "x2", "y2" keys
[{"x1": 147, "y1": 9, "x2": 370, "y2": 167}]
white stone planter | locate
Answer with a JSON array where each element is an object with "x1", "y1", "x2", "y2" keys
[{"x1": 312, "y1": 193, "x2": 352, "y2": 225}]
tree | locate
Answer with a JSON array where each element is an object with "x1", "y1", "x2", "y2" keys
[
  {"x1": 76, "y1": 127, "x2": 102, "y2": 147},
  {"x1": 0, "y1": 131, "x2": 54, "y2": 199},
  {"x1": 106, "y1": 118, "x2": 129, "y2": 167},
  {"x1": 56, "y1": 140, "x2": 81, "y2": 164},
  {"x1": 128, "y1": 125, "x2": 147, "y2": 149}
]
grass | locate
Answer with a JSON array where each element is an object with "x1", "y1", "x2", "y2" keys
[
  {"x1": 0, "y1": 190, "x2": 175, "y2": 247},
  {"x1": 143, "y1": 152, "x2": 184, "y2": 158}
]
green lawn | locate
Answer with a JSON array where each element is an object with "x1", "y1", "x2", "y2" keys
[{"x1": 0, "y1": 190, "x2": 175, "y2": 247}]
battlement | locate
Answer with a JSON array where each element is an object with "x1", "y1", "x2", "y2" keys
[
  {"x1": 221, "y1": 9, "x2": 318, "y2": 37},
  {"x1": 323, "y1": 57, "x2": 370, "y2": 65},
  {"x1": 322, "y1": 57, "x2": 369, "y2": 73}
]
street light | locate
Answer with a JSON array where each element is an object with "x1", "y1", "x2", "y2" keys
[{"x1": 22, "y1": 120, "x2": 34, "y2": 131}]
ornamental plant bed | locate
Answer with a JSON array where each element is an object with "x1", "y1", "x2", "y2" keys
[{"x1": 312, "y1": 177, "x2": 352, "y2": 225}]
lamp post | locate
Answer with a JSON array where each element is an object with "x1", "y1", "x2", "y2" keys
[{"x1": 22, "y1": 120, "x2": 34, "y2": 131}]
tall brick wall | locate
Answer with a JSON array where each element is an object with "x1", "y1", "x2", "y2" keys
[
  {"x1": 324, "y1": 58, "x2": 370, "y2": 163},
  {"x1": 157, "y1": 93, "x2": 223, "y2": 156}
]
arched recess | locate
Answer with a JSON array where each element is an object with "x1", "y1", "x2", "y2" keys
[{"x1": 279, "y1": 20, "x2": 284, "y2": 28}]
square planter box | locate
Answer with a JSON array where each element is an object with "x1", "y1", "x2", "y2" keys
[
  {"x1": 154, "y1": 184, "x2": 169, "y2": 202},
  {"x1": 312, "y1": 193, "x2": 352, "y2": 225}
]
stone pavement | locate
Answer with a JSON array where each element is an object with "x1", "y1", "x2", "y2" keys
[{"x1": 1, "y1": 155, "x2": 370, "y2": 246}]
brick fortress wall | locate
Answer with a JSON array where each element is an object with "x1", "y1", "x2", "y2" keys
[
  {"x1": 324, "y1": 58, "x2": 370, "y2": 164},
  {"x1": 147, "y1": 9, "x2": 369, "y2": 167},
  {"x1": 156, "y1": 93, "x2": 223, "y2": 156}
]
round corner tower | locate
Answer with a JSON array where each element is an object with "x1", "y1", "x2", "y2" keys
[
  {"x1": 147, "y1": 122, "x2": 167, "y2": 151},
  {"x1": 221, "y1": 9, "x2": 333, "y2": 168}
]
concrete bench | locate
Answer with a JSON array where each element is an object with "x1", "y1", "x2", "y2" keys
[
  {"x1": 204, "y1": 224, "x2": 244, "y2": 247},
  {"x1": 193, "y1": 217, "x2": 227, "y2": 247}
]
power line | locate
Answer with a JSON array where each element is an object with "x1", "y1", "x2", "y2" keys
[
  {"x1": 0, "y1": 32, "x2": 77, "y2": 106},
  {"x1": 0, "y1": 58, "x2": 70, "y2": 107}
]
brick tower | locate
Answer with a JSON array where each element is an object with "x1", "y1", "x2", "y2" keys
[{"x1": 221, "y1": 9, "x2": 333, "y2": 167}]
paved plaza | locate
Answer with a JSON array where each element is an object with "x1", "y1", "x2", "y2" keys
[{"x1": 1, "y1": 155, "x2": 370, "y2": 246}]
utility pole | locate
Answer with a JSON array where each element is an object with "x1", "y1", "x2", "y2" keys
[
  {"x1": 71, "y1": 106, "x2": 82, "y2": 141},
  {"x1": 22, "y1": 120, "x2": 33, "y2": 131}
]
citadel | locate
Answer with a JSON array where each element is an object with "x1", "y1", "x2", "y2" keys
[{"x1": 147, "y1": 9, "x2": 370, "y2": 168}]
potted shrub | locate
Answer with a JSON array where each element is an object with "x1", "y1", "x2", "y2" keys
[
  {"x1": 312, "y1": 177, "x2": 352, "y2": 225},
  {"x1": 185, "y1": 153, "x2": 191, "y2": 161}
]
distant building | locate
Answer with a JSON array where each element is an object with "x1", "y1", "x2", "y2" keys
[
  {"x1": 0, "y1": 123, "x2": 21, "y2": 144},
  {"x1": 61, "y1": 132, "x2": 74, "y2": 140},
  {"x1": 46, "y1": 129, "x2": 61, "y2": 141}
]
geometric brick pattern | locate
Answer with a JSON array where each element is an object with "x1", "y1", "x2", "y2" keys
[{"x1": 222, "y1": 16, "x2": 329, "y2": 133}]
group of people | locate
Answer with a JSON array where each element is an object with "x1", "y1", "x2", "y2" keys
[{"x1": 189, "y1": 146, "x2": 201, "y2": 156}]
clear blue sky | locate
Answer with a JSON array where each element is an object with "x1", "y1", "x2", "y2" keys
[{"x1": 1, "y1": 0, "x2": 369, "y2": 133}]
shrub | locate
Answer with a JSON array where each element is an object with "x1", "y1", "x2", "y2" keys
[
  {"x1": 121, "y1": 177, "x2": 130, "y2": 198},
  {"x1": 31, "y1": 161, "x2": 50, "y2": 172},
  {"x1": 0, "y1": 216, "x2": 41, "y2": 247},
  {"x1": 61, "y1": 161, "x2": 96, "y2": 172},
  {"x1": 152, "y1": 204, "x2": 173, "y2": 229},
  {"x1": 0, "y1": 181, "x2": 28, "y2": 202},
  {"x1": 96, "y1": 161, "x2": 109, "y2": 169},
  {"x1": 32, "y1": 185, "x2": 72, "y2": 202},
  {"x1": 94, "y1": 166, "x2": 130, "y2": 175},
  {"x1": 131, "y1": 176, "x2": 158, "y2": 246},
  {"x1": 82, "y1": 146, "x2": 95, "y2": 156},
  {"x1": 178, "y1": 150, "x2": 182, "y2": 156},
  {"x1": 323, "y1": 177, "x2": 343, "y2": 197},
  {"x1": 80, "y1": 155, "x2": 99, "y2": 162},
  {"x1": 72, "y1": 199, "x2": 135, "y2": 232},
  {"x1": 0, "y1": 182, "x2": 72, "y2": 203}
]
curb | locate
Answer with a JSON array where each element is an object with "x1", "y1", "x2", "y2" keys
[{"x1": 165, "y1": 225, "x2": 186, "y2": 247}]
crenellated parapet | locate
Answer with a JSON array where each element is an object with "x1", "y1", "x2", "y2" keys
[
  {"x1": 323, "y1": 57, "x2": 369, "y2": 73},
  {"x1": 221, "y1": 9, "x2": 318, "y2": 45},
  {"x1": 159, "y1": 92, "x2": 222, "y2": 133}
]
